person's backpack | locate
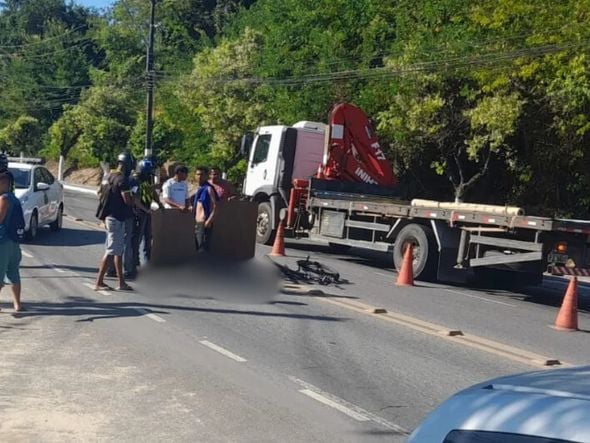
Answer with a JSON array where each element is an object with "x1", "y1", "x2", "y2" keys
[
  {"x1": 8, "y1": 195, "x2": 25, "y2": 242},
  {"x1": 0, "y1": 194, "x2": 25, "y2": 243},
  {"x1": 96, "y1": 173, "x2": 114, "y2": 221}
]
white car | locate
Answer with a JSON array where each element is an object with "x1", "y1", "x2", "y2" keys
[
  {"x1": 407, "y1": 365, "x2": 590, "y2": 443},
  {"x1": 8, "y1": 161, "x2": 64, "y2": 240}
]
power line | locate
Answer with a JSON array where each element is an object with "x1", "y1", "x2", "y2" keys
[
  {"x1": 169, "y1": 39, "x2": 590, "y2": 88},
  {"x1": 0, "y1": 38, "x2": 92, "y2": 59},
  {"x1": 0, "y1": 25, "x2": 87, "y2": 50}
]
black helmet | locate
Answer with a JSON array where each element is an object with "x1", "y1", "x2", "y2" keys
[
  {"x1": 137, "y1": 157, "x2": 155, "y2": 176},
  {"x1": 0, "y1": 152, "x2": 8, "y2": 172},
  {"x1": 117, "y1": 152, "x2": 135, "y2": 176}
]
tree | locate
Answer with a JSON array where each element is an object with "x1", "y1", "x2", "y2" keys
[
  {"x1": 178, "y1": 28, "x2": 273, "y2": 179},
  {"x1": 47, "y1": 85, "x2": 137, "y2": 166},
  {"x1": 0, "y1": 115, "x2": 42, "y2": 155}
]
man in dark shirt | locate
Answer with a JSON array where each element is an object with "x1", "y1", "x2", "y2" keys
[{"x1": 95, "y1": 153, "x2": 135, "y2": 291}]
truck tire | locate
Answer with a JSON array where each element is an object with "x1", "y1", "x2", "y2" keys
[
  {"x1": 257, "y1": 202, "x2": 276, "y2": 245},
  {"x1": 393, "y1": 224, "x2": 438, "y2": 281}
]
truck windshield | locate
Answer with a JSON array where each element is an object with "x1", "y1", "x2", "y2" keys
[{"x1": 8, "y1": 167, "x2": 31, "y2": 189}]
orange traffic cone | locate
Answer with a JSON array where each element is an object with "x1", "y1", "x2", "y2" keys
[
  {"x1": 396, "y1": 244, "x2": 414, "y2": 286},
  {"x1": 554, "y1": 276, "x2": 579, "y2": 331},
  {"x1": 269, "y1": 219, "x2": 286, "y2": 257}
]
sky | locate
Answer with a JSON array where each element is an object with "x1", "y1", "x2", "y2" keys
[{"x1": 76, "y1": 0, "x2": 115, "y2": 9}]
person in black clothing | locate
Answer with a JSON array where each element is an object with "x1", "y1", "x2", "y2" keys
[{"x1": 95, "y1": 153, "x2": 135, "y2": 291}]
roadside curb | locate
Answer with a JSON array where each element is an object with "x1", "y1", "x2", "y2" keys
[{"x1": 62, "y1": 183, "x2": 98, "y2": 196}]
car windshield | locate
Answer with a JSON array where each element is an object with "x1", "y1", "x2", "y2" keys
[{"x1": 8, "y1": 167, "x2": 31, "y2": 189}]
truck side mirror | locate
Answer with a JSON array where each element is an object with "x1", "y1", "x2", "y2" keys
[{"x1": 240, "y1": 133, "x2": 253, "y2": 158}]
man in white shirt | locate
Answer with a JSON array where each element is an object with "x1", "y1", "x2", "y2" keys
[{"x1": 162, "y1": 165, "x2": 189, "y2": 210}]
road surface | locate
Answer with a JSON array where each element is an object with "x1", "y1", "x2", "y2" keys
[{"x1": 0, "y1": 189, "x2": 588, "y2": 442}]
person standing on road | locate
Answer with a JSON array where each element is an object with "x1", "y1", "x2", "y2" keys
[
  {"x1": 208, "y1": 167, "x2": 236, "y2": 202},
  {"x1": 193, "y1": 166, "x2": 219, "y2": 251},
  {"x1": 95, "y1": 153, "x2": 135, "y2": 292},
  {"x1": 162, "y1": 165, "x2": 189, "y2": 210},
  {"x1": 0, "y1": 171, "x2": 23, "y2": 312},
  {"x1": 132, "y1": 157, "x2": 163, "y2": 267}
]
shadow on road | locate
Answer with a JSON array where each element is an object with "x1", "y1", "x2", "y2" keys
[
  {"x1": 13, "y1": 300, "x2": 348, "y2": 323},
  {"x1": 20, "y1": 264, "x2": 97, "y2": 274},
  {"x1": 25, "y1": 226, "x2": 104, "y2": 247}
]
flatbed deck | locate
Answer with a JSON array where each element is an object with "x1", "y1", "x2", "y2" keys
[{"x1": 310, "y1": 191, "x2": 590, "y2": 235}]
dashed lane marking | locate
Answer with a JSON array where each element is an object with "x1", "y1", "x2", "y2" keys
[
  {"x1": 134, "y1": 308, "x2": 166, "y2": 323},
  {"x1": 299, "y1": 389, "x2": 370, "y2": 422},
  {"x1": 290, "y1": 377, "x2": 408, "y2": 433},
  {"x1": 444, "y1": 288, "x2": 517, "y2": 307},
  {"x1": 21, "y1": 250, "x2": 34, "y2": 258},
  {"x1": 50, "y1": 265, "x2": 66, "y2": 274},
  {"x1": 199, "y1": 340, "x2": 247, "y2": 362}
]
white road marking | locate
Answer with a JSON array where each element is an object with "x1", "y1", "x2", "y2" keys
[
  {"x1": 51, "y1": 265, "x2": 66, "y2": 274},
  {"x1": 134, "y1": 308, "x2": 166, "y2": 323},
  {"x1": 444, "y1": 289, "x2": 516, "y2": 307},
  {"x1": 374, "y1": 272, "x2": 391, "y2": 278},
  {"x1": 82, "y1": 282, "x2": 111, "y2": 296},
  {"x1": 289, "y1": 377, "x2": 408, "y2": 433},
  {"x1": 21, "y1": 250, "x2": 34, "y2": 258},
  {"x1": 299, "y1": 389, "x2": 370, "y2": 422},
  {"x1": 199, "y1": 340, "x2": 247, "y2": 362},
  {"x1": 63, "y1": 184, "x2": 98, "y2": 195}
]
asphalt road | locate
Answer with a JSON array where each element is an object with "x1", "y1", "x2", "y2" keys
[{"x1": 0, "y1": 189, "x2": 588, "y2": 442}]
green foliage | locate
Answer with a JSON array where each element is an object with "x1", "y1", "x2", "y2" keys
[
  {"x1": 1, "y1": 0, "x2": 590, "y2": 216},
  {"x1": 46, "y1": 86, "x2": 137, "y2": 166},
  {"x1": 0, "y1": 115, "x2": 42, "y2": 155}
]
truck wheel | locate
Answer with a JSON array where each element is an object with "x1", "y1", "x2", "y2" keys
[
  {"x1": 393, "y1": 224, "x2": 438, "y2": 281},
  {"x1": 257, "y1": 202, "x2": 276, "y2": 245}
]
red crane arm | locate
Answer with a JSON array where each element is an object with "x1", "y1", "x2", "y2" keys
[{"x1": 321, "y1": 103, "x2": 397, "y2": 188}]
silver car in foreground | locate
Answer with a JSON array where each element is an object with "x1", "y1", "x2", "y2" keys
[{"x1": 407, "y1": 366, "x2": 590, "y2": 443}]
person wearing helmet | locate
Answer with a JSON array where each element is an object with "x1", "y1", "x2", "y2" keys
[
  {"x1": 95, "y1": 152, "x2": 135, "y2": 291},
  {"x1": 131, "y1": 157, "x2": 163, "y2": 267}
]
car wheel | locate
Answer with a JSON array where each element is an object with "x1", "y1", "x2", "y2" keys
[
  {"x1": 27, "y1": 211, "x2": 38, "y2": 240},
  {"x1": 50, "y1": 205, "x2": 63, "y2": 231},
  {"x1": 256, "y1": 202, "x2": 276, "y2": 245}
]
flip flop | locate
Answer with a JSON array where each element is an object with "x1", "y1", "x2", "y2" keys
[
  {"x1": 116, "y1": 285, "x2": 134, "y2": 292},
  {"x1": 94, "y1": 284, "x2": 113, "y2": 291}
]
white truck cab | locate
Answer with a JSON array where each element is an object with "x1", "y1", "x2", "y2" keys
[{"x1": 242, "y1": 121, "x2": 325, "y2": 244}]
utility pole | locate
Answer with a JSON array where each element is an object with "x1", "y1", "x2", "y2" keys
[{"x1": 144, "y1": 0, "x2": 156, "y2": 159}]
